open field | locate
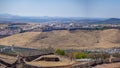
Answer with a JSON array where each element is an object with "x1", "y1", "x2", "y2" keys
[{"x1": 0, "y1": 29, "x2": 120, "y2": 49}]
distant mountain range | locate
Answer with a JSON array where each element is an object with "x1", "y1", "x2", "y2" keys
[{"x1": 0, "y1": 14, "x2": 120, "y2": 24}]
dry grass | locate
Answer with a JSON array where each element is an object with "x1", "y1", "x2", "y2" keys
[
  {"x1": 0, "y1": 54, "x2": 17, "y2": 64},
  {"x1": 0, "y1": 29, "x2": 120, "y2": 49}
]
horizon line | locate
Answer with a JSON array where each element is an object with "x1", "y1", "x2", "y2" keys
[{"x1": 0, "y1": 13, "x2": 120, "y2": 19}]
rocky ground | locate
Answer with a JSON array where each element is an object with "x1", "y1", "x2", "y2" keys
[{"x1": 93, "y1": 62, "x2": 120, "y2": 68}]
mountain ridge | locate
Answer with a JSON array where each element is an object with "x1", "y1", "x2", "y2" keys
[{"x1": 0, "y1": 14, "x2": 106, "y2": 23}]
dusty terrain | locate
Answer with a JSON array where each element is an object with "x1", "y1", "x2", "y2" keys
[
  {"x1": 0, "y1": 54, "x2": 17, "y2": 64},
  {"x1": 93, "y1": 62, "x2": 120, "y2": 68},
  {"x1": 0, "y1": 29, "x2": 120, "y2": 49},
  {"x1": 25, "y1": 55, "x2": 74, "y2": 67}
]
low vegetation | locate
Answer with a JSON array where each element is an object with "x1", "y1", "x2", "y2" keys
[
  {"x1": 70, "y1": 52, "x2": 87, "y2": 59},
  {"x1": 55, "y1": 49, "x2": 65, "y2": 55},
  {"x1": 0, "y1": 29, "x2": 120, "y2": 49}
]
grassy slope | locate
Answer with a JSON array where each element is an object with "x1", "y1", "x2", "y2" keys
[{"x1": 0, "y1": 29, "x2": 120, "y2": 49}]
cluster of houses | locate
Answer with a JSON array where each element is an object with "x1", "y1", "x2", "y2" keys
[{"x1": 1, "y1": 23, "x2": 120, "y2": 36}]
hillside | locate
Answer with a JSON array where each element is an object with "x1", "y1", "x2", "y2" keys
[
  {"x1": 100, "y1": 18, "x2": 120, "y2": 24},
  {"x1": 0, "y1": 29, "x2": 120, "y2": 49}
]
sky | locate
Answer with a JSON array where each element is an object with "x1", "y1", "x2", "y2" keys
[{"x1": 0, "y1": 0, "x2": 120, "y2": 18}]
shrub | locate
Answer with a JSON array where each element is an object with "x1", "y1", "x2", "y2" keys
[
  {"x1": 75, "y1": 52, "x2": 87, "y2": 59},
  {"x1": 55, "y1": 49, "x2": 65, "y2": 55},
  {"x1": 70, "y1": 52, "x2": 87, "y2": 59}
]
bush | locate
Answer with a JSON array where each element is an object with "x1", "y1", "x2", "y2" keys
[
  {"x1": 75, "y1": 52, "x2": 87, "y2": 59},
  {"x1": 55, "y1": 49, "x2": 65, "y2": 55},
  {"x1": 70, "y1": 52, "x2": 87, "y2": 59}
]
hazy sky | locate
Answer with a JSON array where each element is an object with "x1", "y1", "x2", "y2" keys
[{"x1": 0, "y1": 0, "x2": 120, "y2": 18}]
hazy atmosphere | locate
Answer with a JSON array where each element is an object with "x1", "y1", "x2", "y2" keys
[
  {"x1": 0, "y1": 0, "x2": 120, "y2": 68},
  {"x1": 0, "y1": 0, "x2": 120, "y2": 18}
]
